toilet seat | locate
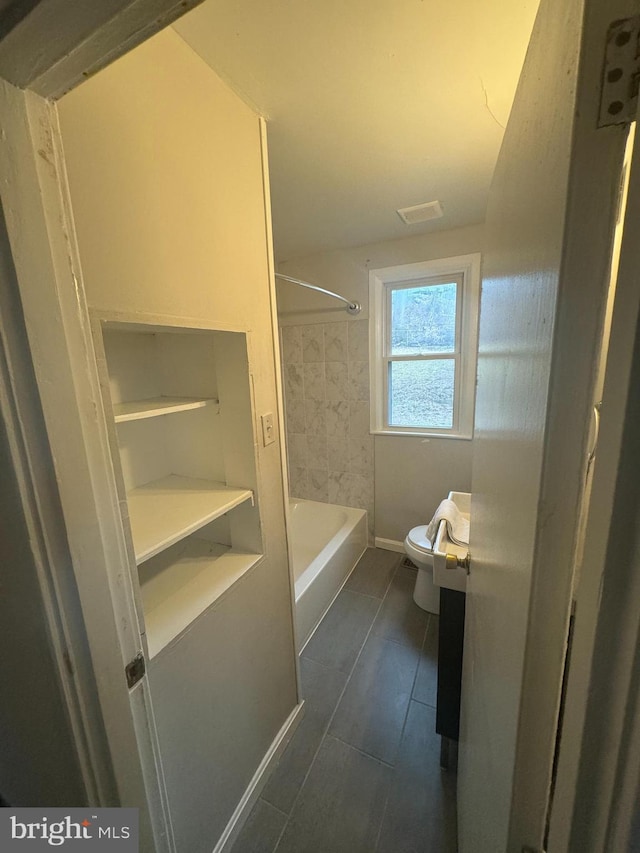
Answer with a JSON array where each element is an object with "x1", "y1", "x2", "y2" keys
[{"x1": 406, "y1": 525, "x2": 433, "y2": 555}]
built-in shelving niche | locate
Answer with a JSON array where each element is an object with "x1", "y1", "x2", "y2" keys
[{"x1": 94, "y1": 317, "x2": 262, "y2": 658}]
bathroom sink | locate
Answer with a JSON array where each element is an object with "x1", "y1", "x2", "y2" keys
[{"x1": 433, "y1": 490, "x2": 470, "y2": 593}]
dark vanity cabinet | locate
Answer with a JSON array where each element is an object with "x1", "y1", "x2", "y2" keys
[{"x1": 436, "y1": 587, "x2": 466, "y2": 768}]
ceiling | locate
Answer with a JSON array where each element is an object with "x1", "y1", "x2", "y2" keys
[
  {"x1": 0, "y1": 0, "x2": 41, "y2": 39},
  {"x1": 174, "y1": 0, "x2": 538, "y2": 263}
]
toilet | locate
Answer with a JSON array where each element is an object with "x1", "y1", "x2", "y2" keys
[{"x1": 404, "y1": 525, "x2": 440, "y2": 615}]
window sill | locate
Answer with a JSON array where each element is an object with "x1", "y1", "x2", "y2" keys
[{"x1": 371, "y1": 429, "x2": 473, "y2": 440}]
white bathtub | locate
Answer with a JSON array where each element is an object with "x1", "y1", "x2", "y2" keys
[{"x1": 289, "y1": 498, "x2": 368, "y2": 648}]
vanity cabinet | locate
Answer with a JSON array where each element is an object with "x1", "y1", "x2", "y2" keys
[{"x1": 436, "y1": 587, "x2": 466, "y2": 768}]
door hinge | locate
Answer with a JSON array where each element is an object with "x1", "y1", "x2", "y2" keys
[
  {"x1": 125, "y1": 653, "x2": 146, "y2": 689},
  {"x1": 598, "y1": 16, "x2": 640, "y2": 128}
]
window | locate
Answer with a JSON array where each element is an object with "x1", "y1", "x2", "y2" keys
[{"x1": 369, "y1": 254, "x2": 481, "y2": 438}]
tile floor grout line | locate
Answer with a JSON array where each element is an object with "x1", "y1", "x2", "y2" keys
[
  {"x1": 409, "y1": 612, "x2": 431, "y2": 708},
  {"x1": 372, "y1": 610, "x2": 431, "y2": 853},
  {"x1": 343, "y1": 587, "x2": 390, "y2": 602},
  {"x1": 372, "y1": 790, "x2": 389, "y2": 853},
  {"x1": 271, "y1": 808, "x2": 290, "y2": 853},
  {"x1": 411, "y1": 611, "x2": 435, "y2": 705},
  {"x1": 259, "y1": 799, "x2": 289, "y2": 819},
  {"x1": 411, "y1": 608, "x2": 437, "y2": 707},
  {"x1": 411, "y1": 696, "x2": 437, "y2": 710},
  {"x1": 326, "y1": 734, "x2": 397, "y2": 769},
  {"x1": 272, "y1": 554, "x2": 401, "y2": 853},
  {"x1": 369, "y1": 630, "x2": 427, "y2": 654}
]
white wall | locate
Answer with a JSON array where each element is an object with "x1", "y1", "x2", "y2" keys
[
  {"x1": 58, "y1": 29, "x2": 297, "y2": 849},
  {"x1": 278, "y1": 223, "x2": 483, "y2": 543}
]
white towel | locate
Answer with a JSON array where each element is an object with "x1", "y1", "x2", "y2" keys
[{"x1": 426, "y1": 499, "x2": 470, "y2": 547}]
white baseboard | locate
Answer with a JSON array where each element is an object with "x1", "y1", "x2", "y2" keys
[
  {"x1": 375, "y1": 537, "x2": 405, "y2": 553},
  {"x1": 214, "y1": 701, "x2": 305, "y2": 853}
]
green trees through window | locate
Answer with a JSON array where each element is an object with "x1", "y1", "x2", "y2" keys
[
  {"x1": 390, "y1": 282, "x2": 457, "y2": 354},
  {"x1": 388, "y1": 281, "x2": 458, "y2": 429}
]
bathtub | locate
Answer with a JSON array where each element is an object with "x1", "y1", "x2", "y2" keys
[{"x1": 289, "y1": 498, "x2": 368, "y2": 649}]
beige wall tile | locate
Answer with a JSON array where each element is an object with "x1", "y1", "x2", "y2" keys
[
  {"x1": 284, "y1": 363, "x2": 304, "y2": 402},
  {"x1": 306, "y1": 468, "x2": 329, "y2": 502},
  {"x1": 307, "y1": 434, "x2": 328, "y2": 469},
  {"x1": 302, "y1": 325, "x2": 324, "y2": 362},
  {"x1": 328, "y1": 437, "x2": 350, "y2": 472},
  {"x1": 288, "y1": 433, "x2": 307, "y2": 470},
  {"x1": 326, "y1": 401, "x2": 350, "y2": 438},
  {"x1": 326, "y1": 362, "x2": 349, "y2": 401},
  {"x1": 289, "y1": 466, "x2": 308, "y2": 499},
  {"x1": 286, "y1": 399, "x2": 306, "y2": 433},
  {"x1": 348, "y1": 319, "x2": 369, "y2": 362},
  {"x1": 281, "y1": 325, "x2": 303, "y2": 363},
  {"x1": 303, "y1": 363, "x2": 326, "y2": 400},
  {"x1": 348, "y1": 361, "x2": 370, "y2": 402},
  {"x1": 324, "y1": 322, "x2": 348, "y2": 362},
  {"x1": 305, "y1": 399, "x2": 327, "y2": 435}
]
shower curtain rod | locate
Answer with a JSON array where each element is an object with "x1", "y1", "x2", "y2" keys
[{"x1": 275, "y1": 273, "x2": 362, "y2": 315}]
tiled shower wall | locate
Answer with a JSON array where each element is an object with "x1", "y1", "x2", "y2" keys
[{"x1": 281, "y1": 319, "x2": 374, "y2": 537}]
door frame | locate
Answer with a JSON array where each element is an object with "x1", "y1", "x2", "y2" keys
[
  {"x1": 548, "y1": 103, "x2": 640, "y2": 851},
  {"x1": 0, "y1": 2, "x2": 208, "y2": 849}
]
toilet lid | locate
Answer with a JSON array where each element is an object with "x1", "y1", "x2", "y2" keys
[{"x1": 407, "y1": 525, "x2": 433, "y2": 554}]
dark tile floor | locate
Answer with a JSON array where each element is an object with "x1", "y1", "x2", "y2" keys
[{"x1": 231, "y1": 548, "x2": 458, "y2": 853}]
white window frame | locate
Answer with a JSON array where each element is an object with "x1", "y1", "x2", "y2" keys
[{"x1": 369, "y1": 253, "x2": 481, "y2": 439}]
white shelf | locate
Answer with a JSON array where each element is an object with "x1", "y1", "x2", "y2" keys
[
  {"x1": 128, "y1": 474, "x2": 254, "y2": 563},
  {"x1": 139, "y1": 539, "x2": 262, "y2": 657},
  {"x1": 114, "y1": 395, "x2": 218, "y2": 423}
]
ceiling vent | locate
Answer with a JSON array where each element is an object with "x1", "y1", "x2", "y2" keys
[{"x1": 397, "y1": 200, "x2": 444, "y2": 225}]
